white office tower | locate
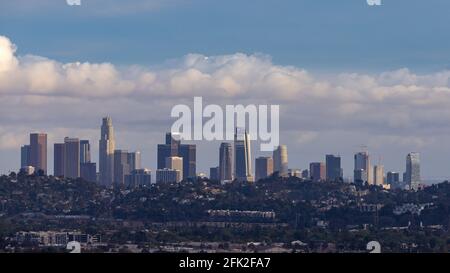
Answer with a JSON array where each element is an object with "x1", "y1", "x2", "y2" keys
[
  {"x1": 373, "y1": 165, "x2": 384, "y2": 186},
  {"x1": 99, "y1": 117, "x2": 116, "y2": 186},
  {"x1": 406, "y1": 153, "x2": 421, "y2": 191},
  {"x1": 234, "y1": 128, "x2": 254, "y2": 182},
  {"x1": 273, "y1": 145, "x2": 288, "y2": 177},
  {"x1": 166, "y1": 156, "x2": 183, "y2": 182}
]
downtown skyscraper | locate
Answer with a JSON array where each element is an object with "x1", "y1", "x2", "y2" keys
[
  {"x1": 53, "y1": 143, "x2": 65, "y2": 177},
  {"x1": 354, "y1": 151, "x2": 372, "y2": 184},
  {"x1": 80, "y1": 140, "x2": 91, "y2": 164},
  {"x1": 373, "y1": 165, "x2": 385, "y2": 186},
  {"x1": 255, "y1": 156, "x2": 274, "y2": 181},
  {"x1": 326, "y1": 154, "x2": 342, "y2": 182},
  {"x1": 29, "y1": 133, "x2": 47, "y2": 174},
  {"x1": 157, "y1": 132, "x2": 196, "y2": 180},
  {"x1": 99, "y1": 117, "x2": 116, "y2": 185},
  {"x1": 310, "y1": 162, "x2": 325, "y2": 182},
  {"x1": 79, "y1": 140, "x2": 97, "y2": 182},
  {"x1": 406, "y1": 152, "x2": 421, "y2": 191},
  {"x1": 113, "y1": 149, "x2": 130, "y2": 187},
  {"x1": 273, "y1": 145, "x2": 288, "y2": 177},
  {"x1": 20, "y1": 145, "x2": 30, "y2": 168},
  {"x1": 64, "y1": 137, "x2": 80, "y2": 179},
  {"x1": 234, "y1": 128, "x2": 253, "y2": 182},
  {"x1": 219, "y1": 142, "x2": 233, "y2": 182},
  {"x1": 157, "y1": 133, "x2": 180, "y2": 170}
]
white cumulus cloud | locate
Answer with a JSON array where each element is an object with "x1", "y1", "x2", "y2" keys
[{"x1": 1, "y1": 35, "x2": 450, "y2": 178}]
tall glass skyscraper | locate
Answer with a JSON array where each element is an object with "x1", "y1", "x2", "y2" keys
[
  {"x1": 354, "y1": 151, "x2": 372, "y2": 184},
  {"x1": 99, "y1": 117, "x2": 115, "y2": 186},
  {"x1": 234, "y1": 128, "x2": 253, "y2": 182},
  {"x1": 406, "y1": 152, "x2": 421, "y2": 191},
  {"x1": 80, "y1": 140, "x2": 91, "y2": 164},
  {"x1": 326, "y1": 154, "x2": 342, "y2": 182},
  {"x1": 219, "y1": 142, "x2": 233, "y2": 182}
]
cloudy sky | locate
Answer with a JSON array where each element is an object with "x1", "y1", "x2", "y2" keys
[{"x1": 1, "y1": 0, "x2": 450, "y2": 181}]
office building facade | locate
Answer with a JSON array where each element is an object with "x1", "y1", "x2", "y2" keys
[
  {"x1": 219, "y1": 142, "x2": 233, "y2": 182},
  {"x1": 255, "y1": 156, "x2": 273, "y2": 181},
  {"x1": 406, "y1": 152, "x2": 421, "y2": 191},
  {"x1": 99, "y1": 117, "x2": 115, "y2": 185},
  {"x1": 234, "y1": 128, "x2": 254, "y2": 182},
  {"x1": 64, "y1": 137, "x2": 80, "y2": 179},
  {"x1": 326, "y1": 154, "x2": 342, "y2": 182},
  {"x1": 273, "y1": 145, "x2": 288, "y2": 177},
  {"x1": 30, "y1": 133, "x2": 47, "y2": 174},
  {"x1": 310, "y1": 162, "x2": 325, "y2": 182}
]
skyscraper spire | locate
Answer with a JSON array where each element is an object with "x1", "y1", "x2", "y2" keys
[
  {"x1": 99, "y1": 117, "x2": 115, "y2": 186},
  {"x1": 234, "y1": 127, "x2": 254, "y2": 182}
]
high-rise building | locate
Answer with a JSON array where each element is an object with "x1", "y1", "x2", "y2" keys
[
  {"x1": 179, "y1": 144, "x2": 196, "y2": 179},
  {"x1": 114, "y1": 150, "x2": 130, "y2": 187},
  {"x1": 64, "y1": 137, "x2": 80, "y2": 179},
  {"x1": 373, "y1": 165, "x2": 384, "y2": 186},
  {"x1": 310, "y1": 162, "x2": 325, "y2": 182},
  {"x1": 54, "y1": 143, "x2": 65, "y2": 177},
  {"x1": 210, "y1": 167, "x2": 220, "y2": 181},
  {"x1": 99, "y1": 117, "x2": 115, "y2": 186},
  {"x1": 273, "y1": 145, "x2": 288, "y2": 177},
  {"x1": 80, "y1": 162, "x2": 97, "y2": 182},
  {"x1": 219, "y1": 142, "x2": 233, "y2": 182},
  {"x1": 157, "y1": 133, "x2": 179, "y2": 170},
  {"x1": 20, "y1": 145, "x2": 30, "y2": 168},
  {"x1": 127, "y1": 151, "x2": 141, "y2": 171},
  {"x1": 406, "y1": 152, "x2": 421, "y2": 190},
  {"x1": 125, "y1": 168, "x2": 152, "y2": 188},
  {"x1": 387, "y1": 171, "x2": 400, "y2": 185},
  {"x1": 156, "y1": 168, "x2": 181, "y2": 183},
  {"x1": 234, "y1": 128, "x2": 254, "y2": 182},
  {"x1": 80, "y1": 140, "x2": 91, "y2": 164},
  {"x1": 255, "y1": 157, "x2": 273, "y2": 181},
  {"x1": 326, "y1": 154, "x2": 342, "y2": 182},
  {"x1": 157, "y1": 133, "x2": 196, "y2": 179},
  {"x1": 354, "y1": 151, "x2": 372, "y2": 184},
  {"x1": 29, "y1": 133, "x2": 47, "y2": 174},
  {"x1": 166, "y1": 156, "x2": 183, "y2": 181}
]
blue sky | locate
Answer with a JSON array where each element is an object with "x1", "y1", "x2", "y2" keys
[
  {"x1": 1, "y1": 0, "x2": 450, "y2": 72},
  {"x1": 2, "y1": 0, "x2": 450, "y2": 181}
]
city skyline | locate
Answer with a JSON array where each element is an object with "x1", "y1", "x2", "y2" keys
[{"x1": 16, "y1": 117, "x2": 422, "y2": 189}]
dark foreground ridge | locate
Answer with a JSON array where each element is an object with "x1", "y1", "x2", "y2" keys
[{"x1": 1, "y1": 172, "x2": 450, "y2": 253}]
